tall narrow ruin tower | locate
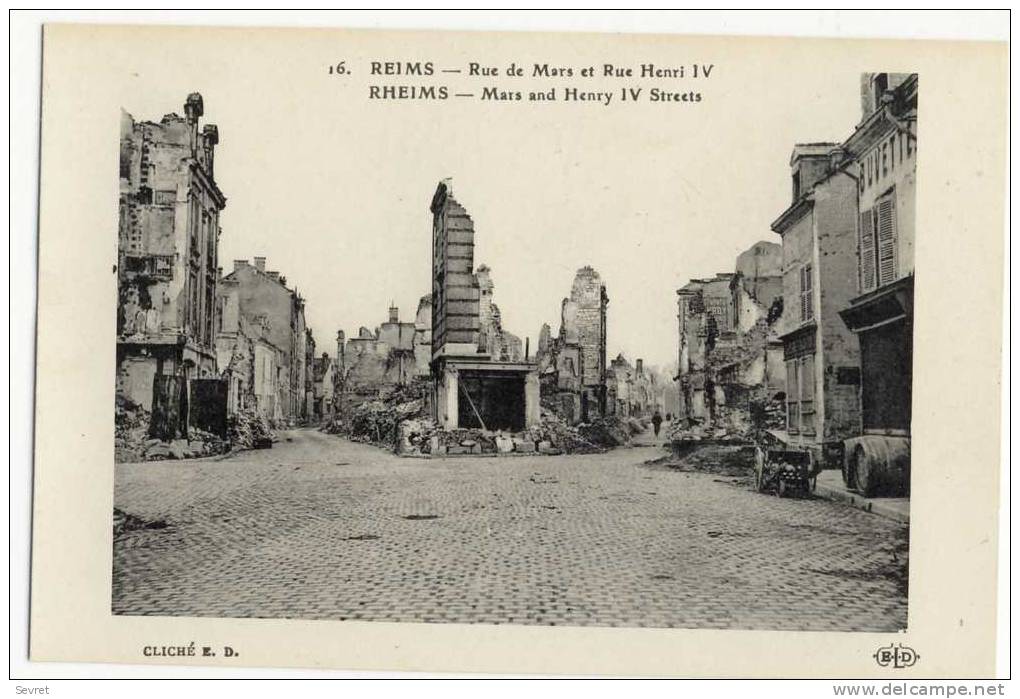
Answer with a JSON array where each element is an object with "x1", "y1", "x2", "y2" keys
[
  {"x1": 430, "y1": 179, "x2": 481, "y2": 361},
  {"x1": 570, "y1": 266, "x2": 609, "y2": 419},
  {"x1": 429, "y1": 180, "x2": 539, "y2": 432}
]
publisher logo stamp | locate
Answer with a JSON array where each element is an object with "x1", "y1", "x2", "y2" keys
[{"x1": 874, "y1": 643, "x2": 919, "y2": 669}]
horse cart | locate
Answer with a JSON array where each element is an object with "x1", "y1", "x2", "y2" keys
[{"x1": 752, "y1": 429, "x2": 820, "y2": 498}]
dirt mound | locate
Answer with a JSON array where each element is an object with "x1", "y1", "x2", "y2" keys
[
  {"x1": 113, "y1": 508, "x2": 168, "y2": 537},
  {"x1": 646, "y1": 441, "x2": 756, "y2": 478},
  {"x1": 578, "y1": 416, "x2": 633, "y2": 448}
]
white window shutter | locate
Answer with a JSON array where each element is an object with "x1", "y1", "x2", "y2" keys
[
  {"x1": 877, "y1": 197, "x2": 898, "y2": 285},
  {"x1": 860, "y1": 209, "x2": 876, "y2": 291}
]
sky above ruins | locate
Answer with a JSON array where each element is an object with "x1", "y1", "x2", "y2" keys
[{"x1": 116, "y1": 28, "x2": 862, "y2": 371}]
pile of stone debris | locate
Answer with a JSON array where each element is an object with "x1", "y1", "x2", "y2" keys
[
  {"x1": 228, "y1": 409, "x2": 275, "y2": 450},
  {"x1": 393, "y1": 411, "x2": 636, "y2": 457},
  {"x1": 137, "y1": 429, "x2": 230, "y2": 461},
  {"x1": 667, "y1": 394, "x2": 785, "y2": 443},
  {"x1": 114, "y1": 394, "x2": 253, "y2": 463},
  {"x1": 114, "y1": 395, "x2": 152, "y2": 463},
  {"x1": 113, "y1": 507, "x2": 168, "y2": 537},
  {"x1": 323, "y1": 395, "x2": 426, "y2": 447},
  {"x1": 322, "y1": 382, "x2": 637, "y2": 457}
]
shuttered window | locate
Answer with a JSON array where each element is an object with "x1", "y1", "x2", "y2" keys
[
  {"x1": 876, "y1": 196, "x2": 898, "y2": 285},
  {"x1": 860, "y1": 208, "x2": 876, "y2": 292},
  {"x1": 785, "y1": 359, "x2": 799, "y2": 434},
  {"x1": 800, "y1": 264, "x2": 813, "y2": 322},
  {"x1": 785, "y1": 354, "x2": 816, "y2": 437},
  {"x1": 799, "y1": 354, "x2": 816, "y2": 435}
]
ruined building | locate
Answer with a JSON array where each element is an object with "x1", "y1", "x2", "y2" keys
[
  {"x1": 312, "y1": 352, "x2": 338, "y2": 421},
  {"x1": 413, "y1": 294, "x2": 433, "y2": 377},
  {"x1": 216, "y1": 276, "x2": 282, "y2": 422},
  {"x1": 219, "y1": 257, "x2": 313, "y2": 422},
  {"x1": 605, "y1": 355, "x2": 661, "y2": 418},
  {"x1": 476, "y1": 265, "x2": 525, "y2": 363},
  {"x1": 117, "y1": 93, "x2": 226, "y2": 438},
  {"x1": 535, "y1": 266, "x2": 609, "y2": 424},
  {"x1": 430, "y1": 179, "x2": 539, "y2": 431},
  {"x1": 675, "y1": 241, "x2": 786, "y2": 432},
  {"x1": 343, "y1": 304, "x2": 418, "y2": 395}
]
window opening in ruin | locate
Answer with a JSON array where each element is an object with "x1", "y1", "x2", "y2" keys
[{"x1": 457, "y1": 372, "x2": 526, "y2": 432}]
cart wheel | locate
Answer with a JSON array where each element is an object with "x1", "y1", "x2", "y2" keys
[{"x1": 753, "y1": 446, "x2": 766, "y2": 492}]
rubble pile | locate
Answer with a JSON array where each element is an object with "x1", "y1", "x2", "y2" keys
[
  {"x1": 228, "y1": 409, "x2": 276, "y2": 450},
  {"x1": 577, "y1": 416, "x2": 633, "y2": 449},
  {"x1": 524, "y1": 412, "x2": 603, "y2": 454},
  {"x1": 114, "y1": 394, "x2": 238, "y2": 463},
  {"x1": 114, "y1": 395, "x2": 151, "y2": 463},
  {"x1": 322, "y1": 380, "x2": 429, "y2": 448},
  {"x1": 113, "y1": 508, "x2": 168, "y2": 537},
  {"x1": 323, "y1": 378, "x2": 637, "y2": 456},
  {"x1": 624, "y1": 417, "x2": 649, "y2": 435},
  {"x1": 647, "y1": 441, "x2": 756, "y2": 478},
  {"x1": 394, "y1": 412, "x2": 606, "y2": 457},
  {"x1": 140, "y1": 427, "x2": 230, "y2": 461},
  {"x1": 667, "y1": 390, "x2": 785, "y2": 443}
]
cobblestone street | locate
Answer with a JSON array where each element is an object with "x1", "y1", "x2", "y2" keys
[{"x1": 113, "y1": 429, "x2": 908, "y2": 631}]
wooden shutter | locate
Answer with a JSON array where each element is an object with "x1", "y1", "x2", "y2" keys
[
  {"x1": 800, "y1": 354, "x2": 815, "y2": 435},
  {"x1": 785, "y1": 359, "x2": 799, "y2": 434},
  {"x1": 860, "y1": 209, "x2": 876, "y2": 292},
  {"x1": 800, "y1": 264, "x2": 813, "y2": 321},
  {"x1": 877, "y1": 197, "x2": 898, "y2": 285}
]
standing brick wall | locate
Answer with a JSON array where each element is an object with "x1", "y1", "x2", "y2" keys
[{"x1": 570, "y1": 266, "x2": 607, "y2": 389}]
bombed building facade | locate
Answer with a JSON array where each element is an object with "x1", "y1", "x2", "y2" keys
[
  {"x1": 605, "y1": 355, "x2": 662, "y2": 418},
  {"x1": 215, "y1": 278, "x2": 282, "y2": 422},
  {"x1": 675, "y1": 241, "x2": 787, "y2": 434},
  {"x1": 476, "y1": 265, "x2": 525, "y2": 363},
  {"x1": 116, "y1": 93, "x2": 226, "y2": 438},
  {"x1": 342, "y1": 304, "x2": 419, "y2": 395},
  {"x1": 429, "y1": 180, "x2": 539, "y2": 431},
  {"x1": 535, "y1": 266, "x2": 609, "y2": 424},
  {"x1": 218, "y1": 257, "x2": 314, "y2": 423}
]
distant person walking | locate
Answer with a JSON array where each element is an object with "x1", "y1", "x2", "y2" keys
[{"x1": 651, "y1": 410, "x2": 663, "y2": 437}]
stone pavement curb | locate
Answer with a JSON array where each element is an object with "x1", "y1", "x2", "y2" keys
[{"x1": 813, "y1": 475, "x2": 910, "y2": 524}]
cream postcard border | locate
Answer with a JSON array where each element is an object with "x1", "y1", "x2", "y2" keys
[{"x1": 30, "y1": 24, "x2": 1007, "y2": 677}]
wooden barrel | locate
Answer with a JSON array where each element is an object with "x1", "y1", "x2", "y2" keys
[{"x1": 844, "y1": 435, "x2": 911, "y2": 497}]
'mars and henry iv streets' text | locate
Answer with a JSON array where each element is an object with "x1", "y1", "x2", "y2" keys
[{"x1": 328, "y1": 61, "x2": 714, "y2": 105}]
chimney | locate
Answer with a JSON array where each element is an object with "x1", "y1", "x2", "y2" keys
[
  {"x1": 389, "y1": 304, "x2": 399, "y2": 323},
  {"x1": 184, "y1": 93, "x2": 204, "y2": 157},
  {"x1": 254, "y1": 256, "x2": 266, "y2": 273},
  {"x1": 233, "y1": 259, "x2": 249, "y2": 272},
  {"x1": 829, "y1": 146, "x2": 847, "y2": 171},
  {"x1": 202, "y1": 124, "x2": 219, "y2": 177},
  {"x1": 636, "y1": 358, "x2": 644, "y2": 375},
  {"x1": 336, "y1": 330, "x2": 346, "y2": 374}
]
